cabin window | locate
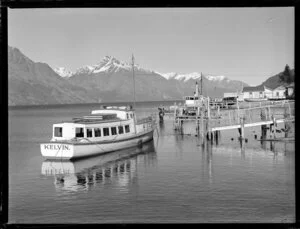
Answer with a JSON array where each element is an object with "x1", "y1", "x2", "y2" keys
[
  {"x1": 118, "y1": 126, "x2": 124, "y2": 134},
  {"x1": 87, "y1": 128, "x2": 93, "y2": 138},
  {"x1": 103, "y1": 127, "x2": 110, "y2": 136},
  {"x1": 195, "y1": 97, "x2": 198, "y2": 100},
  {"x1": 111, "y1": 127, "x2": 117, "y2": 135},
  {"x1": 54, "y1": 127, "x2": 62, "y2": 137},
  {"x1": 125, "y1": 125, "x2": 130, "y2": 133},
  {"x1": 249, "y1": 92, "x2": 252, "y2": 95},
  {"x1": 130, "y1": 114, "x2": 133, "y2": 118},
  {"x1": 190, "y1": 97, "x2": 194, "y2": 100},
  {"x1": 94, "y1": 128, "x2": 101, "y2": 137},
  {"x1": 276, "y1": 92, "x2": 279, "y2": 96},
  {"x1": 126, "y1": 113, "x2": 129, "y2": 119},
  {"x1": 75, "y1": 128, "x2": 84, "y2": 137}
]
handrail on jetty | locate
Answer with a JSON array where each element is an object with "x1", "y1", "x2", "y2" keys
[
  {"x1": 173, "y1": 100, "x2": 295, "y2": 138},
  {"x1": 209, "y1": 101, "x2": 294, "y2": 130}
]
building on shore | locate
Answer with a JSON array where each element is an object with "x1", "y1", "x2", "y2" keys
[
  {"x1": 223, "y1": 92, "x2": 244, "y2": 101},
  {"x1": 271, "y1": 85, "x2": 286, "y2": 99},
  {"x1": 242, "y1": 85, "x2": 273, "y2": 100},
  {"x1": 286, "y1": 83, "x2": 294, "y2": 98},
  {"x1": 224, "y1": 82, "x2": 294, "y2": 101}
]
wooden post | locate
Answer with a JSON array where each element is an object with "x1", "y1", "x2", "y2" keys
[
  {"x1": 201, "y1": 112, "x2": 204, "y2": 139},
  {"x1": 261, "y1": 108, "x2": 267, "y2": 140},
  {"x1": 284, "y1": 108, "x2": 289, "y2": 138},
  {"x1": 261, "y1": 125, "x2": 267, "y2": 139},
  {"x1": 214, "y1": 131, "x2": 217, "y2": 141},
  {"x1": 269, "y1": 119, "x2": 274, "y2": 139},
  {"x1": 174, "y1": 107, "x2": 177, "y2": 129},
  {"x1": 272, "y1": 116, "x2": 276, "y2": 139},
  {"x1": 207, "y1": 97, "x2": 210, "y2": 119},
  {"x1": 240, "y1": 116, "x2": 245, "y2": 140}
]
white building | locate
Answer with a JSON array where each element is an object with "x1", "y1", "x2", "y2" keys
[
  {"x1": 272, "y1": 85, "x2": 286, "y2": 99},
  {"x1": 223, "y1": 92, "x2": 244, "y2": 101},
  {"x1": 286, "y1": 83, "x2": 294, "y2": 98},
  {"x1": 242, "y1": 85, "x2": 274, "y2": 100}
]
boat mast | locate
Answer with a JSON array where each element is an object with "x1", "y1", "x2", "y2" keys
[
  {"x1": 200, "y1": 72, "x2": 203, "y2": 96},
  {"x1": 132, "y1": 54, "x2": 136, "y2": 110},
  {"x1": 132, "y1": 54, "x2": 137, "y2": 134}
]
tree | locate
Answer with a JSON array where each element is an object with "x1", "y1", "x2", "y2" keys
[{"x1": 279, "y1": 64, "x2": 292, "y2": 84}]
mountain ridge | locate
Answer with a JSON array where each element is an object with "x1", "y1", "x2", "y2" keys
[
  {"x1": 53, "y1": 55, "x2": 238, "y2": 85},
  {"x1": 7, "y1": 45, "x2": 257, "y2": 106}
]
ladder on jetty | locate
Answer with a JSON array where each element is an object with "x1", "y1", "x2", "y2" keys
[{"x1": 173, "y1": 100, "x2": 295, "y2": 140}]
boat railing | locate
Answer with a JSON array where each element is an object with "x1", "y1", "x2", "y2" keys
[{"x1": 136, "y1": 116, "x2": 153, "y2": 125}]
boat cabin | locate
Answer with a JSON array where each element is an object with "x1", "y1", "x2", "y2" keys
[
  {"x1": 184, "y1": 95, "x2": 205, "y2": 107},
  {"x1": 51, "y1": 107, "x2": 138, "y2": 142}
]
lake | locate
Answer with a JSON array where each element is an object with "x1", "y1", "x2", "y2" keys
[{"x1": 8, "y1": 101, "x2": 295, "y2": 223}]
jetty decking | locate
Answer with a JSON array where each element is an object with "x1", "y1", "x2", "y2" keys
[{"x1": 171, "y1": 100, "x2": 294, "y2": 141}]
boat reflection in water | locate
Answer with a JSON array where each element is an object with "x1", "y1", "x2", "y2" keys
[{"x1": 41, "y1": 140, "x2": 157, "y2": 193}]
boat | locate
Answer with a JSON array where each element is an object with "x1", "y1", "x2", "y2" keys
[
  {"x1": 40, "y1": 106, "x2": 156, "y2": 160},
  {"x1": 40, "y1": 55, "x2": 156, "y2": 160},
  {"x1": 244, "y1": 98, "x2": 268, "y2": 102},
  {"x1": 267, "y1": 97, "x2": 286, "y2": 101}
]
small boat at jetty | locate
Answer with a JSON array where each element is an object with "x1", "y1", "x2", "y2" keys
[
  {"x1": 40, "y1": 105, "x2": 156, "y2": 160},
  {"x1": 244, "y1": 98, "x2": 268, "y2": 102}
]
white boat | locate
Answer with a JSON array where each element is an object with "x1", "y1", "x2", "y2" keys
[
  {"x1": 40, "y1": 105, "x2": 156, "y2": 160},
  {"x1": 244, "y1": 98, "x2": 268, "y2": 102}
]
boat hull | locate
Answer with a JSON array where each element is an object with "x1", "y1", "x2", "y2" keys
[
  {"x1": 244, "y1": 98, "x2": 268, "y2": 102},
  {"x1": 40, "y1": 130, "x2": 154, "y2": 160}
]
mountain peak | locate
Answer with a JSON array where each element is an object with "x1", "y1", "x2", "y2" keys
[{"x1": 54, "y1": 67, "x2": 74, "y2": 78}]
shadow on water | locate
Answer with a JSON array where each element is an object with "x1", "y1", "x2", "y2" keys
[{"x1": 41, "y1": 140, "x2": 157, "y2": 193}]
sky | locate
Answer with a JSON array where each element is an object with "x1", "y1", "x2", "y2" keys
[{"x1": 8, "y1": 7, "x2": 294, "y2": 86}]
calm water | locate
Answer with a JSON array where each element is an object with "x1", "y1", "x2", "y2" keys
[{"x1": 8, "y1": 102, "x2": 295, "y2": 223}]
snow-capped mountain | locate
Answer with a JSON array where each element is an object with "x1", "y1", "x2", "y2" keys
[
  {"x1": 54, "y1": 56, "x2": 232, "y2": 84},
  {"x1": 158, "y1": 71, "x2": 229, "y2": 82},
  {"x1": 54, "y1": 67, "x2": 73, "y2": 78},
  {"x1": 156, "y1": 72, "x2": 177, "y2": 80},
  {"x1": 73, "y1": 56, "x2": 153, "y2": 75}
]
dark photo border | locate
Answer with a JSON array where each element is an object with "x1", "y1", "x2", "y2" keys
[{"x1": 0, "y1": 1, "x2": 298, "y2": 228}]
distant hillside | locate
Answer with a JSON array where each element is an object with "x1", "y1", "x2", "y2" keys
[
  {"x1": 8, "y1": 47, "x2": 96, "y2": 106},
  {"x1": 8, "y1": 46, "x2": 249, "y2": 106},
  {"x1": 257, "y1": 65, "x2": 294, "y2": 89}
]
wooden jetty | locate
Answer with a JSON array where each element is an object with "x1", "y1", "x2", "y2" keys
[{"x1": 173, "y1": 99, "x2": 295, "y2": 142}]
